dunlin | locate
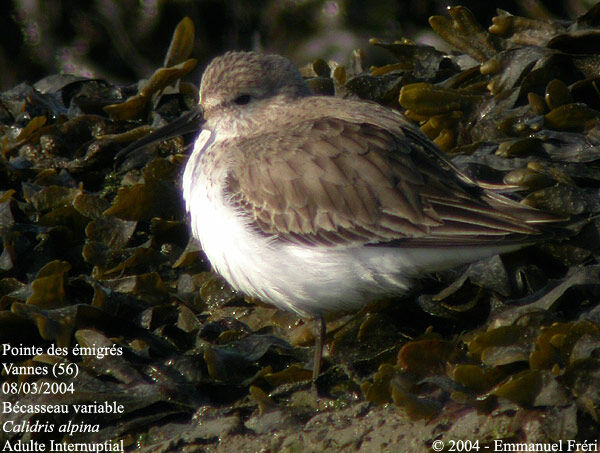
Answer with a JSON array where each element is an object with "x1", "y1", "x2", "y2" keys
[{"x1": 123, "y1": 51, "x2": 559, "y2": 382}]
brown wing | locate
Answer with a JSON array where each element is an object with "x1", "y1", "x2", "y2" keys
[{"x1": 224, "y1": 115, "x2": 550, "y2": 247}]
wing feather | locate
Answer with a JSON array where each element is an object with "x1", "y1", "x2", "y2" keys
[{"x1": 223, "y1": 104, "x2": 554, "y2": 247}]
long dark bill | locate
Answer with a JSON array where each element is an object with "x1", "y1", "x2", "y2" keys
[{"x1": 114, "y1": 104, "x2": 205, "y2": 169}]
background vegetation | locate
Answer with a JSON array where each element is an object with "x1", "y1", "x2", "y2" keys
[{"x1": 0, "y1": 0, "x2": 596, "y2": 90}]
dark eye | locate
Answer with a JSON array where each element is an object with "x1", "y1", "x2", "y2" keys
[{"x1": 233, "y1": 94, "x2": 252, "y2": 105}]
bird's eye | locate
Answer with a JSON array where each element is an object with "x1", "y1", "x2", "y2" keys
[{"x1": 233, "y1": 94, "x2": 252, "y2": 105}]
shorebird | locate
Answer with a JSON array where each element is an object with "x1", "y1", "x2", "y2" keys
[{"x1": 120, "y1": 51, "x2": 559, "y2": 382}]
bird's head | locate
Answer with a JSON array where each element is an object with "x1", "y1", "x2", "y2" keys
[{"x1": 199, "y1": 51, "x2": 311, "y2": 122}]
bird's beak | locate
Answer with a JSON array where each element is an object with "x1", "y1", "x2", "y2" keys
[{"x1": 114, "y1": 104, "x2": 205, "y2": 170}]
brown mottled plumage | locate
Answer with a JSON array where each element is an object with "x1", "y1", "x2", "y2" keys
[{"x1": 126, "y1": 51, "x2": 562, "y2": 383}]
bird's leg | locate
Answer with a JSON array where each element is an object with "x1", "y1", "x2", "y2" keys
[{"x1": 312, "y1": 314, "x2": 326, "y2": 383}]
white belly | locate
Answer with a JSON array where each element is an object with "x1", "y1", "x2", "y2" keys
[{"x1": 182, "y1": 131, "x2": 524, "y2": 318}]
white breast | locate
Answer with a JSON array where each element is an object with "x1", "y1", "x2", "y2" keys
[
  {"x1": 183, "y1": 130, "x2": 304, "y2": 311},
  {"x1": 182, "y1": 130, "x2": 391, "y2": 317},
  {"x1": 182, "y1": 130, "x2": 525, "y2": 318}
]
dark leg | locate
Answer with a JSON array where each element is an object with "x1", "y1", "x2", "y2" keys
[{"x1": 312, "y1": 314, "x2": 326, "y2": 383}]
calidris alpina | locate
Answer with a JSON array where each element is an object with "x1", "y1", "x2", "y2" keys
[{"x1": 124, "y1": 51, "x2": 560, "y2": 382}]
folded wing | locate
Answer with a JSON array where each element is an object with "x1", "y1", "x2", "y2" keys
[{"x1": 225, "y1": 113, "x2": 556, "y2": 248}]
